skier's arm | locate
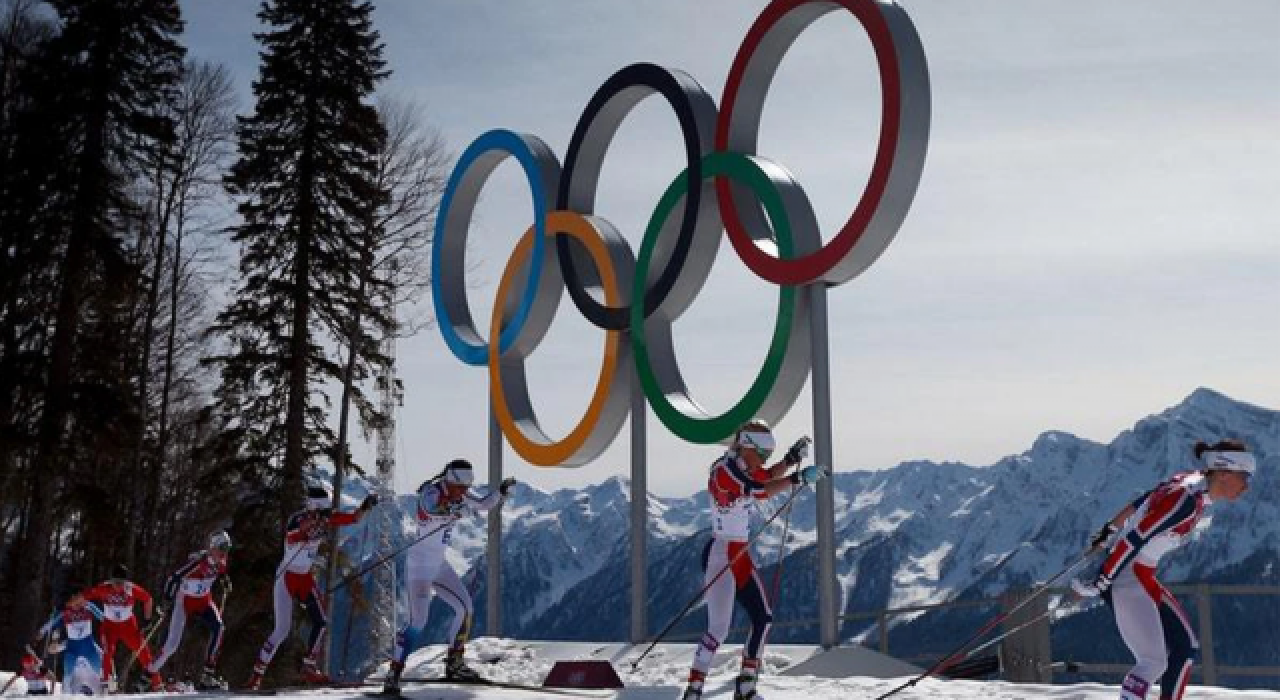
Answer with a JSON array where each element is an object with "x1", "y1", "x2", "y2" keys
[
  {"x1": 34, "y1": 610, "x2": 60, "y2": 643},
  {"x1": 133, "y1": 584, "x2": 154, "y2": 620},
  {"x1": 462, "y1": 485, "x2": 505, "y2": 514},
  {"x1": 327, "y1": 493, "x2": 379, "y2": 527},
  {"x1": 760, "y1": 436, "x2": 812, "y2": 482},
  {"x1": 81, "y1": 583, "x2": 107, "y2": 604},
  {"x1": 165, "y1": 556, "x2": 201, "y2": 600}
]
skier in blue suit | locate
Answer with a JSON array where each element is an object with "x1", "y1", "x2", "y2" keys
[{"x1": 36, "y1": 586, "x2": 105, "y2": 695}]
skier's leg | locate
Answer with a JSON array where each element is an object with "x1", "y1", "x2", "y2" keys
[
  {"x1": 299, "y1": 578, "x2": 330, "y2": 681},
  {"x1": 1155, "y1": 591, "x2": 1197, "y2": 700},
  {"x1": 393, "y1": 576, "x2": 435, "y2": 663},
  {"x1": 198, "y1": 602, "x2": 225, "y2": 670},
  {"x1": 121, "y1": 621, "x2": 160, "y2": 687},
  {"x1": 301, "y1": 579, "x2": 328, "y2": 660},
  {"x1": 733, "y1": 561, "x2": 773, "y2": 700},
  {"x1": 147, "y1": 598, "x2": 189, "y2": 674},
  {"x1": 433, "y1": 565, "x2": 480, "y2": 681},
  {"x1": 685, "y1": 539, "x2": 736, "y2": 699},
  {"x1": 1111, "y1": 580, "x2": 1167, "y2": 699},
  {"x1": 253, "y1": 575, "x2": 295, "y2": 673},
  {"x1": 386, "y1": 574, "x2": 434, "y2": 692},
  {"x1": 433, "y1": 565, "x2": 473, "y2": 653},
  {"x1": 98, "y1": 624, "x2": 118, "y2": 682}
]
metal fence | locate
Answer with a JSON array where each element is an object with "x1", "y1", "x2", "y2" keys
[
  {"x1": 844, "y1": 583, "x2": 1280, "y2": 685},
  {"x1": 680, "y1": 583, "x2": 1280, "y2": 686}
]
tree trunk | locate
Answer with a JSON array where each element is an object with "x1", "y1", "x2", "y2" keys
[
  {"x1": 322, "y1": 244, "x2": 371, "y2": 672},
  {"x1": 282, "y1": 96, "x2": 318, "y2": 521},
  {"x1": 11, "y1": 67, "x2": 110, "y2": 661},
  {"x1": 124, "y1": 158, "x2": 178, "y2": 568}
]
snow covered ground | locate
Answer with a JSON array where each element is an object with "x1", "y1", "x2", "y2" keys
[{"x1": 5, "y1": 638, "x2": 1280, "y2": 699}]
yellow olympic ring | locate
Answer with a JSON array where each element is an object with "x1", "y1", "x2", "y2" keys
[{"x1": 488, "y1": 211, "x2": 633, "y2": 466}]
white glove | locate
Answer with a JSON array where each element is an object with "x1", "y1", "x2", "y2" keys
[{"x1": 1071, "y1": 574, "x2": 1111, "y2": 598}]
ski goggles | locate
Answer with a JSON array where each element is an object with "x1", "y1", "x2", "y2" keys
[{"x1": 737, "y1": 429, "x2": 776, "y2": 461}]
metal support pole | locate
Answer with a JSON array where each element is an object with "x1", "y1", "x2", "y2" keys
[
  {"x1": 1196, "y1": 583, "x2": 1217, "y2": 686},
  {"x1": 486, "y1": 400, "x2": 503, "y2": 636},
  {"x1": 629, "y1": 368, "x2": 648, "y2": 643},
  {"x1": 810, "y1": 283, "x2": 838, "y2": 649},
  {"x1": 1000, "y1": 590, "x2": 1051, "y2": 683}
]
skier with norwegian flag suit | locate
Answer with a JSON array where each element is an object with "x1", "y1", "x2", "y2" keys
[
  {"x1": 246, "y1": 484, "x2": 377, "y2": 690},
  {"x1": 147, "y1": 531, "x2": 233, "y2": 691},
  {"x1": 381, "y1": 459, "x2": 515, "y2": 695},
  {"x1": 682, "y1": 420, "x2": 827, "y2": 700},
  {"x1": 1073, "y1": 438, "x2": 1255, "y2": 700}
]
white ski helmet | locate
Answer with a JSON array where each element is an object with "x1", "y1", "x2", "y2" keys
[
  {"x1": 441, "y1": 459, "x2": 474, "y2": 486},
  {"x1": 208, "y1": 531, "x2": 232, "y2": 552},
  {"x1": 307, "y1": 484, "x2": 332, "y2": 511},
  {"x1": 732, "y1": 420, "x2": 776, "y2": 459}
]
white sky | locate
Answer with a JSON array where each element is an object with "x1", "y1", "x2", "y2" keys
[{"x1": 179, "y1": 0, "x2": 1280, "y2": 497}]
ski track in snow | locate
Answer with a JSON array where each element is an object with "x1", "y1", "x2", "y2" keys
[{"x1": 8, "y1": 638, "x2": 1278, "y2": 700}]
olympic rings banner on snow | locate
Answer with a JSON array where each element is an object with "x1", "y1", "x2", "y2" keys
[{"x1": 432, "y1": 0, "x2": 931, "y2": 467}]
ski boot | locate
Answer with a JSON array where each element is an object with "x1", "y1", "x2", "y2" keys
[
  {"x1": 244, "y1": 662, "x2": 266, "y2": 692},
  {"x1": 443, "y1": 648, "x2": 481, "y2": 683},
  {"x1": 148, "y1": 673, "x2": 166, "y2": 693},
  {"x1": 734, "y1": 659, "x2": 762, "y2": 700},
  {"x1": 381, "y1": 660, "x2": 404, "y2": 695},
  {"x1": 300, "y1": 655, "x2": 330, "y2": 684},
  {"x1": 196, "y1": 666, "x2": 228, "y2": 691},
  {"x1": 681, "y1": 669, "x2": 706, "y2": 700}
]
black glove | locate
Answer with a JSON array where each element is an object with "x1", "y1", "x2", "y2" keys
[
  {"x1": 783, "y1": 436, "x2": 812, "y2": 466},
  {"x1": 221, "y1": 576, "x2": 233, "y2": 596},
  {"x1": 1090, "y1": 523, "x2": 1118, "y2": 551},
  {"x1": 359, "y1": 493, "x2": 379, "y2": 512},
  {"x1": 499, "y1": 477, "x2": 517, "y2": 496}
]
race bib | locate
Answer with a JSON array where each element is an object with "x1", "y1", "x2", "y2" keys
[
  {"x1": 181, "y1": 578, "x2": 214, "y2": 596},
  {"x1": 65, "y1": 618, "x2": 93, "y2": 640}
]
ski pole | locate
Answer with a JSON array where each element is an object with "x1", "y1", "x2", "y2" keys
[
  {"x1": 964, "y1": 597, "x2": 1102, "y2": 662},
  {"x1": 872, "y1": 547, "x2": 1099, "y2": 700},
  {"x1": 118, "y1": 608, "x2": 168, "y2": 688},
  {"x1": 631, "y1": 483, "x2": 807, "y2": 670},
  {"x1": 767, "y1": 484, "x2": 798, "y2": 606},
  {"x1": 326, "y1": 520, "x2": 452, "y2": 594}
]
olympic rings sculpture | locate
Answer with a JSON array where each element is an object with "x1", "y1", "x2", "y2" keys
[{"x1": 432, "y1": 0, "x2": 931, "y2": 467}]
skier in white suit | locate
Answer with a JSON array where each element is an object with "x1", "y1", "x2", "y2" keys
[{"x1": 382, "y1": 459, "x2": 514, "y2": 693}]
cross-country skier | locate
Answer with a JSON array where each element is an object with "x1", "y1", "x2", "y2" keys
[
  {"x1": 381, "y1": 459, "x2": 515, "y2": 694},
  {"x1": 83, "y1": 564, "x2": 163, "y2": 691},
  {"x1": 19, "y1": 644, "x2": 56, "y2": 694},
  {"x1": 146, "y1": 530, "x2": 233, "y2": 690},
  {"x1": 1072, "y1": 439, "x2": 1255, "y2": 700},
  {"x1": 35, "y1": 585, "x2": 105, "y2": 695},
  {"x1": 682, "y1": 421, "x2": 826, "y2": 700},
  {"x1": 245, "y1": 484, "x2": 378, "y2": 689}
]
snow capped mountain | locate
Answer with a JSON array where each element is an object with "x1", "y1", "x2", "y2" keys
[{"x1": 333, "y1": 387, "x2": 1280, "y2": 686}]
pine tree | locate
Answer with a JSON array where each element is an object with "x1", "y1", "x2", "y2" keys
[
  {"x1": 212, "y1": 0, "x2": 389, "y2": 529},
  {"x1": 0, "y1": 0, "x2": 184, "y2": 661}
]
